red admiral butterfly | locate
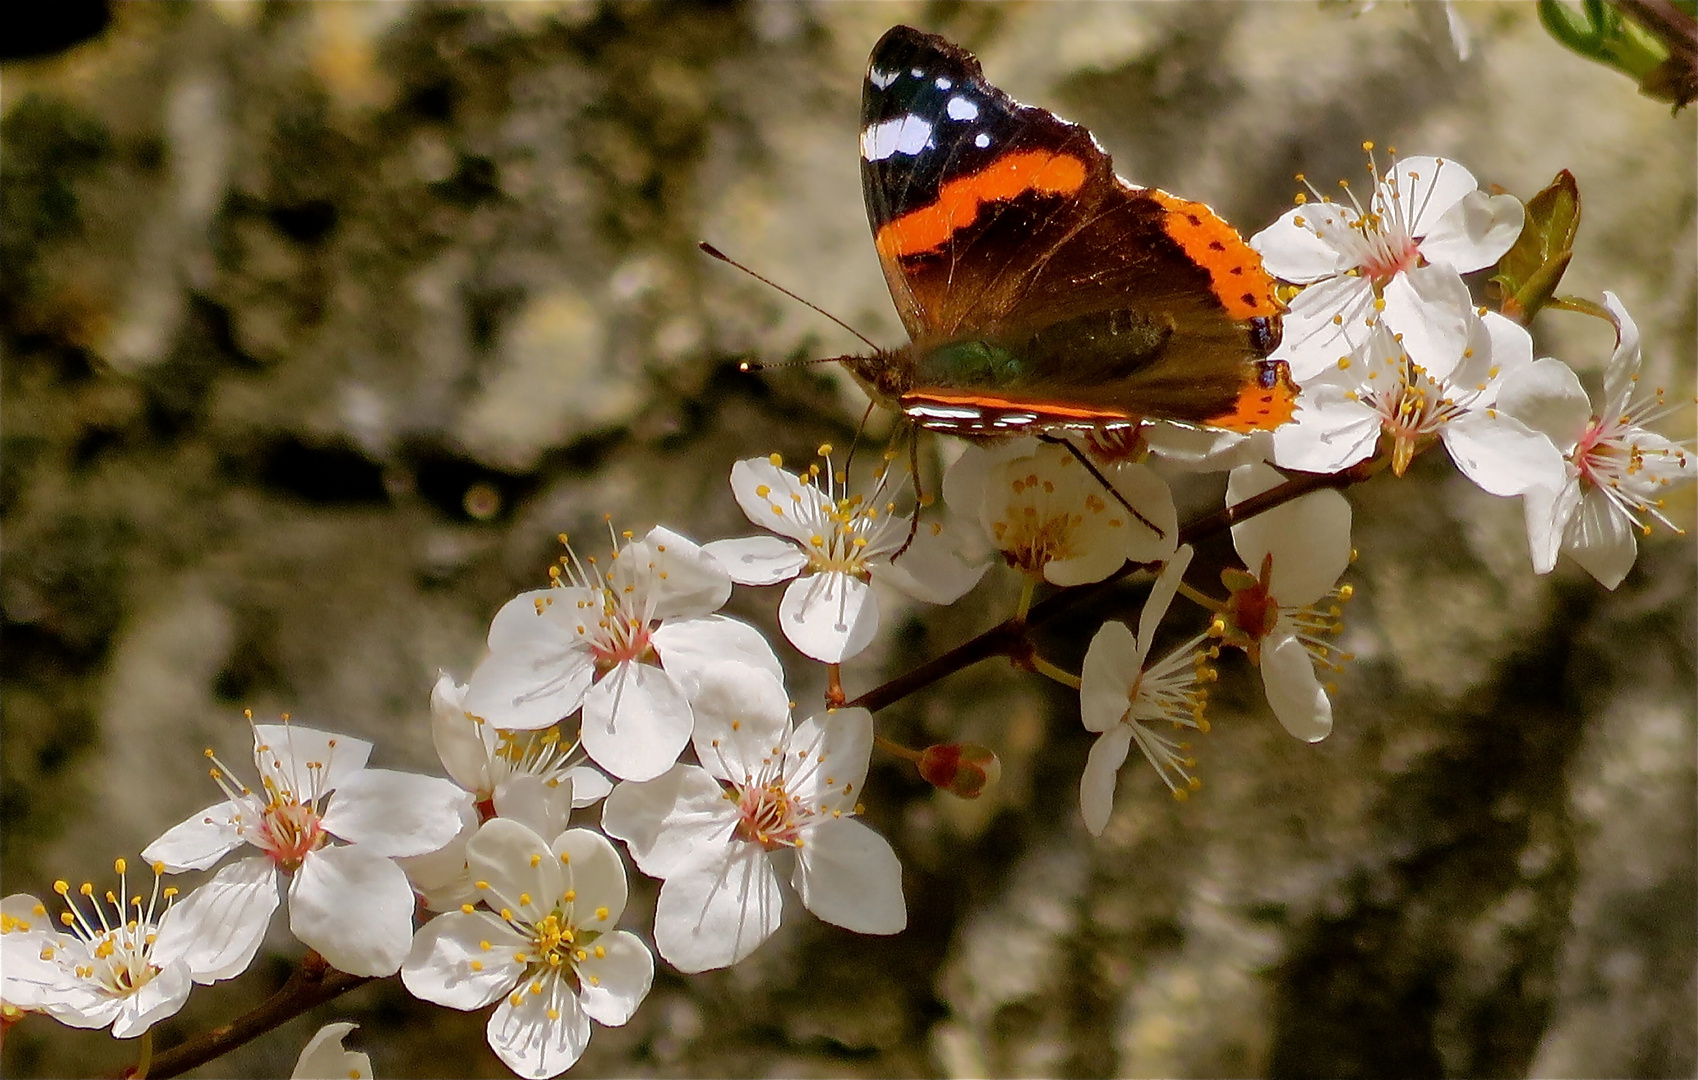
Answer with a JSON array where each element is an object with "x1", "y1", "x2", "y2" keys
[{"x1": 842, "y1": 25, "x2": 1294, "y2": 437}]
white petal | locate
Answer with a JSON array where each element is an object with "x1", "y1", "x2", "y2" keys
[
  {"x1": 1442, "y1": 412, "x2": 1565, "y2": 498},
  {"x1": 1080, "y1": 621, "x2": 1138, "y2": 734},
  {"x1": 1250, "y1": 204, "x2": 1359, "y2": 283},
  {"x1": 430, "y1": 671, "x2": 493, "y2": 795},
  {"x1": 1600, "y1": 291, "x2": 1644, "y2": 418},
  {"x1": 1417, "y1": 190, "x2": 1524, "y2": 271},
  {"x1": 466, "y1": 818, "x2": 562, "y2": 926},
  {"x1": 632, "y1": 525, "x2": 733, "y2": 621},
  {"x1": 1139, "y1": 544, "x2": 1194, "y2": 652},
  {"x1": 599, "y1": 765, "x2": 736, "y2": 878},
  {"x1": 873, "y1": 517, "x2": 989, "y2": 605},
  {"x1": 1497, "y1": 358, "x2": 1591, "y2": 451},
  {"x1": 485, "y1": 587, "x2": 595, "y2": 652},
  {"x1": 652, "y1": 614, "x2": 783, "y2": 693},
  {"x1": 1043, "y1": 531, "x2": 1132, "y2": 588},
  {"x1": 785, "y1": 707, "x2": 873, "y2": 815},
  {"x1": 793, "y1": 817, "x2": 905, "y2": 935},
  {"x1": 1080, "y1": 725, "x2": 1135, "y2": 836},
  {"x1": 686, "y1": 661, "x2": 792, "y2": 782},
  {"x1": 654, "y1": 845, "x2": 783, "y2": 973},
  {"x1": 1143, "y1": 424, "x2": 1272, "y2": 474},
  {"x1": 565, "y1": 765, "x2": 612, "y2": 808},
  {"x1": 251, "y1": 725, "x2": 373, "y2": 800},
  {"x1": 575, "y1": 930, "x2": 653, "y2": 1027},
  {"x1": 725, "y1": 457, "x2": 828, "y2": 544},
  {"x1": 579, "y1": 662, "x2": 694, "y2": 782},
  {"x1": 289, "y1": 845, "x2": 418, "y2": 977},
  {"x1": 1377, "y1": 156, "x2": 1477, "y2": 237},
  {"x1": 398, "y1": 806, "x2": 478, "y2": 912},
  {"x1": 1228, "y1": 463, "x2": 1352, "y2": 606},
  {"x1": 486, "y1": 972, "x2": 591, "y2": 1079},
  {"x1": 149, "y1": 857, "x2": 278, "y2": 983},
  {"x1": 1271, "y1": 274, "x2": 1376, "y2": 382},
  {"x1": 941, "y1": 438, "x2": 1036, "y2": 520},
  {"x1": 1381, "y1": 264, "x2": 1472, "y2": 378},
  {"x1": 1523, "y1": 475, "x2": 1583, "y2": 575},
  {"x1": 108, "y1": 959, "x2": 192, "y2": 1039},
  {"x1": 701, "y1": 536, "x2": 808, "y2": 586},
  {"x1": 400, "y1": 910, "x2": 524, "y2": 1010},
  {"x1": 554, "y1": 828, "x2": 629, "y2": 927},
  {"x1": 1261, "y1": 632, "x2": 1333, "y2": 742},
  {"x1": 1565, "y1": 485, "x2": 1639, "y2": 589},
  {"x1": 142, "y1": 800, "x2": 248, "y2": 872},
  {"x1": 777, "y1": 572, "x2": 879, "y2": 663},
  {"x1": 492, "y1": 773, "x2": 575, "y2": 841},
  {"x1": 1270, "y1": 391, "x2": 1381, "y2": 474},
  {"x1": 292, "y1": 1022, "x2": 373, "y2": 1080},
  {"x1": 321, "y1": 769, "x2": 473, "y2": 858},
  {"x1": 463, "y1": 635, "x2": 595, "y2": 734},
  {"x1": 1103, "y1": 463, "x2": 1179, "y2": 564}
]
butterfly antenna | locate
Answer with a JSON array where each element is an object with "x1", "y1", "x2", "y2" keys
[
  {"x1": 699, "y1": 242, "x2": 880, "y2": 351},
  {"x1": 1045, "y1": 434, "x2": 1167, "y2": 540}
]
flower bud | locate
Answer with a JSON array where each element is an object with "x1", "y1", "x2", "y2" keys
[{"x1": 917, "y1": 742, "x2": 1001, "y2": 799}]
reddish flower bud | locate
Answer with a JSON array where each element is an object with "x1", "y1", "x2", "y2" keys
[{"x1": 917, "y1": 742, "x2": 1002, "y2": 799}]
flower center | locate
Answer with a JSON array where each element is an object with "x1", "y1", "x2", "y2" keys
[
  {"x1": 254, "y1": 798, "x2": 326, "y2": 870},
  {"x1": 732, "y1": 782, "x2": 804, "y2": 849},
  {"x1": 590, "y1": 616, "x2": 653, "y2": 673}
]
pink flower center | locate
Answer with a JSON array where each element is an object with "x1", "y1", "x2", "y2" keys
[
  {"x1": 254, "y1": 799, "x2": 326, "y2": 870},
  {"x1": 731, "y1": 783, "x2": 803, "y2": 850},
  {"x1": 592, "y1": 622, "x2": 653, "y2": 675},
  {"x1": 1573, "y1": 420, "x2": 1609, "y2": 485}
]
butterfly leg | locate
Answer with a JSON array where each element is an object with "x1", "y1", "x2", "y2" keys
[
  {"x1": 889, "y1": 424, "x2": 925, "y2": 563},
  {"x1": 1045, "y1": 434, "x2": 1166, "y2": 540}
]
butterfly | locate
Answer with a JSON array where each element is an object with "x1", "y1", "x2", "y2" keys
[{"x1": 841, "y1": 25, "x2": 1294, "y2": 438}]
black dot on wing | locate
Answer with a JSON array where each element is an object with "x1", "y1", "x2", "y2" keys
[
  {"x1": 1242, "y1": 292, "x2": 1258, "y2": 305},
  {"x1": 1187, "y1": 214, "x2": 1203, "y2": 226},
  {"x1": 1209, "y1": 240, "x2": 1226, "y2": 251},
  {"x1": 1230, "y1": 266, "x2": 1244, "y2": 275}
]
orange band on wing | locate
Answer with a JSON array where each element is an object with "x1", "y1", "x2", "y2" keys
[
  {"x1": 876, "y1": 151, "x2": 1088, "y2": 259},
  {"x1": 1203, "y1": 361, "x2": 1298, "y2": 432},
  {"x1": 1148, "y1": 190, "x2": 1281, "y2": 322},
  {"x1": 903, "y1": 390, "x2": 1131, "y2": 422}
]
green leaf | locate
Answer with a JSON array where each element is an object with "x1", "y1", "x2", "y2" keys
[{"x1": 1491, "y1": 169, "x2": 1581, "y2": 323}]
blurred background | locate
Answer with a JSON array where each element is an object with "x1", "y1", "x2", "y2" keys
[{"x1": 2, "y1": 2, "x2": 1693, "y2": 1077}]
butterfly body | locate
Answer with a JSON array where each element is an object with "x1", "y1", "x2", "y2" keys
[{"x1": 849, "y1": 25, "x2": 1294, "y2": 437}]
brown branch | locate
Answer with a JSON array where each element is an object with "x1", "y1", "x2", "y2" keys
[
  {"x1": 846, "y1": 458, "x2": 1381, "y2": 715},
  {"x1": 134, "y1": 953, "x2": 373, "y2": 1080}
]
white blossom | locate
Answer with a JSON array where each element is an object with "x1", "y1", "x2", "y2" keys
[
  {"x1": 0, "y1": 860, "x2": 252, "y2": 1038},
  {"x1": 943, "y1": 438, "x2": 1176, "y2": 586},
  {"x1": 401, "y1": 820, "x2": 653, "y2": 1080},
  {"x1": 1272, "y1": 300, "x2": 1563, "y2": 498},
  {"x1": 1078, "y1": 545, "x2": 1212, "y2": 835},
  {"x1": 1499, "y1": 292, "x2": 1694, "y2": 588},
  {"x1": 703, "y1": 449, "x2": 986, "y2": 663},
  {"x1": 601, "y1": 662, "x2": 904, "y2": 973},
  {"x1": 463, "y1": 525, "x2": 781, "y2": 782},
  {"x1": 292, "y1": 1022, "x2": 373, "y2": 1079},
  {"x1": 143, "y1": 722, "x2": 471, "y2": 978},
  {"x1": 1215, "y1": 464, "x2": 1355, "y2": 742},
  {"x1": 1252, "y1": 149, "x2": 1523, "y2": 381}
]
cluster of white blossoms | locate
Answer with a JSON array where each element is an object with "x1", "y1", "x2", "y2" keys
[{"x1": 4, "y1": 148, "x2": 1690, "y2": 1080}]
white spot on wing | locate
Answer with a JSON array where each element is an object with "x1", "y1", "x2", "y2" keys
[
  {"x1": 946, "y1": 96, "x2": 979, "y2": 122},
  {"x1": 910, "y1": 67, "x2": 923, "y2": 77},
  {"x1": 935, "y1": 76, "x2": 952, "y2": 90},
  {"x1": 860, "y1": 114, "x2": 935, "y2": 162},
  {"x1": 974, "y1": 132, "x2": 991, "y2": 149},
  {"x1": 869, "y1": 67, "x2": 898, "y2": 90}
]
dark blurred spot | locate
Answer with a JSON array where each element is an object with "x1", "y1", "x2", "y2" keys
[
  {"x1": 267, "y1": 199, "x2": 339, "y2": 244},
  {"x1": 403, "y1": 78, "x2": 458, "y2": 122},
  {"x1": 431, "y1": 153, "x2": 501, "y2": 207},
  {"x1": 0, "y1": 0, "x2": 110, "y2": 61},
  {"x1": 254, "y1": 438, "x2": 390, "y2": 505},
  {"x1": 411, "y1": 446, "x2": 534, "y2": 524}
]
